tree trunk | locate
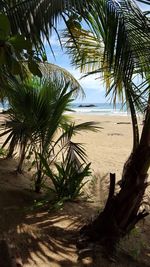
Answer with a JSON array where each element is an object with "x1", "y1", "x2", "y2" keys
[
  {"x1": 16, "y1": 141, "x2": 27, "y2": 173},
  {"x1": 79, "y1": 159, "x2": 148, "y2": 252},
  {"x1": 6, "y1": 137, "x2": 16, "y2": 159},
  {"x1": 126, "y1": 86, "x2": 139, "y2": 152},
  {"x1": 0, "y1": 240, "x2": 23, "y2": 267},
  {"x1": 35, "y1": 169, "x2": 42, "y2": 193},
  {"x1": 78, "y1": 108, "x2": 150, "y2": 252}
]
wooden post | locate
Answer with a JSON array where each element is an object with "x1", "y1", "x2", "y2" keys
[{"x1": 0, "y1": 240, "x2": 22, "y2": 267}]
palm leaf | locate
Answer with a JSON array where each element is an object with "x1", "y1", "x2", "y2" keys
[
  {"x1": 2, "y1": 0, "x2": 90, "y2": 50},
  {"x1": 39, "y1": 62, "x2": 84, "y2": 97},
  {"x1": 65, "y1": 0, "x2": 150, "y2": 90},
  {"x1": 64, "y1": 0, "x2": 150, "y2": 150}
]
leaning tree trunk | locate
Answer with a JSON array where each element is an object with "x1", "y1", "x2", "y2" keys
[
  {"x1": 6, "y1": 136, "x2": 16, "y2": 158},
  {"x1": 35, "y1": 157, "x2": 43, "y2": 193},
  {"x1": 16, "y1": 140, "x2": 27, "y2": 173},
  {"x1": 79, "y1": 106, "x2": 150, "y2": 253},
  {"x1": 35, "y1": 169, "x2": 42, "y2": 193}
]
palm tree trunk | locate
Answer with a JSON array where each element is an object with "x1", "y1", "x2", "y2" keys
[
  {"x1": 127, "y1": 91, "x2": 139, "y2": 151},
  {"x1": 35, "y1": 169, "x2": 42, "y2": 193},
  {"x1": 79, "y1": 157, "x2": 149, "y2": 252},
  {"x1": 16, "y1": 141, "x2": 27, "y2": 173},
  {"x1": 6, "y1": 136, "x2": 16, "y2": 158},
  {"x1": 79, "y1": 106, "x2": 150, "y2": 253},
  {"x1": 118, "y1": 85, "x2": 140, "y2": 187}
]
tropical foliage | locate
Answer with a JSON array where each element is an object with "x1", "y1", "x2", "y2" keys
[
  {"x1": 0, "y1": 0, "x2": 100, "y2": 199},
  {"x1": 0, "y1": 0, "x2": 89, "y2": 48},
  {"x1": 0, "y1": 76, "x2": 99, "y2": 193},
  {"x1": 0, "y1": 0, "x2": 90, "y2": 88},
  {"x1": 0, "y1": 0, "x2": 150, "y2": 254},
  {"x1": 40, "y1": 147, "x2": 91, "y2": 202},
  {"x1": 0, "y1": 77, "x2": 72, "y2": 167},
  {"x1": 64, "y1": 0, "x2": 150, "y2": 151},
  {"x1": 62, "y1": 0, "x2": 150, "y2": 251}
]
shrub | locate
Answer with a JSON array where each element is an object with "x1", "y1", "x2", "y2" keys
[{"x1": 40, "y1": 153, "x2": 91, "y2": 201}]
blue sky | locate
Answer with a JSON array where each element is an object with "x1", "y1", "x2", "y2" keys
[
  {"x1": 45, "y1": 30, "x2": 106, "y2": 103},
  {"x1": 45, "y1": 1, "x2": 149, "y2": 103}
]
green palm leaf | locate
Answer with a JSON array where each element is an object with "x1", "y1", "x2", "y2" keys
[
  {"x1": 1, "y1": 0, "x2": 90, "y2": 50},
  {"x1": 64, "y1": 0, "x2": 150, "y2": 150},
  {"x1": 65, "y1": 0, "x2": 150, "y2": 90},
  {"x1": 0, "y1": 76, "x2": 75, "y2": 165},
  {"x1": 39, "y1": 62, "x2": 84, "y2": 97}
]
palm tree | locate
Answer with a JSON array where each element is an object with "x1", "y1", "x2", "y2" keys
[
  {"x1": 0, "y1": 0, "x2": 90, "y2": 53},
  {"x1": 0, "y1": 0, "x2": 148, "y2": 82},
  {"x1": 0, "y1": 77, "x2": 72, "y2": 169},
  {"x1": 65, "y1": 0, "x2": 150, "y2": 151},
  {"x1": 0, "y1": 75, "x2": 99, "y2": 192},
  {"x1": 0, "y1": 60, "x2": 84, "y2": 157},
  {"x1": 64, "y1": 0, "x2": 150, "y2": 252},
  {"x1": 1, "y1": 0, "x2": 150, "y2": 252},
  {"x1": 0, "y1": 0, "x2": 91, "y2": 96}
]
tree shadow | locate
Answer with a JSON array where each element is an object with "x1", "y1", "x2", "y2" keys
[
  {"x1": 77, "y1": 231, "x2": 150, "y2": 267},
  {"x1": 0, "y1": 158, "x2": 150, "y2": 267},
  {"x1": 0, "y1": 186, "x2": 97, "y2": 266}
]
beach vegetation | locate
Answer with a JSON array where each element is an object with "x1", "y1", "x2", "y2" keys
[
  {"x1": 40, "y1": 154, "x2": 91, "y2": 202},
  {"x1": 0, "y1": 0, "x2": 89, "y2": 99},
  {"x1": 0, "y1": 0, "x2": 150, "y2": 261},
  {"x1": 0, "y1": 75, "x2": 98, "y2": 193},
  {"x1": 64, "y1": 0, "x2": 150, "y2": 254},
  {"x1": 0, "y1": 77, "x2": 73, "y2": 173}
]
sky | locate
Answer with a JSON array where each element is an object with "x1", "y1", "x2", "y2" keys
[
  {"x1": 45, "y1": 1, "x2": 149, "y2": 103},
  {"x1": 45, "y1": 29, "x2": 106, "y2": 103}
]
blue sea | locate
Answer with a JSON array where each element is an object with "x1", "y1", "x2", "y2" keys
[
  {"x1": 0, "y1": 101, "x2": 128, "y2": 116},
  {"x1": 70, "y1": 103, "x2": 128, "y2": 116}
]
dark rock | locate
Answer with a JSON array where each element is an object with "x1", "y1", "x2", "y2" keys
[{"x1": 78, "y1": 104, "x2": 96, "y2": 108}]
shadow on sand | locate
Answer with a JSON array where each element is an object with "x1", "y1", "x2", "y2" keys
[{"x1": 0, "y1": 158, "x2": 150, "y2": 267}]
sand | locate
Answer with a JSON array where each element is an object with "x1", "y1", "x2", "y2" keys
[
  {"x1": 1, "y1": 113, "x2": 150, "y2": 267},
  {"x1": 70, "y1": 114, "x2": 143, "y2": 179},
  {"x1": 0, "y1": 113, "x2": 144, "y2": 179}
]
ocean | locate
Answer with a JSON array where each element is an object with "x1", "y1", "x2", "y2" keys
[
  {"x1": 70, "y1": 103, "x2": 128, "y2": 116},
  {"x1": 0, "y1": 101, "x2": 128, "y2": 116}
]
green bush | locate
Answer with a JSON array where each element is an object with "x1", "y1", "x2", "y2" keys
[{"x1": 40, "y1": 153, "x2": 91, "y2": 201}]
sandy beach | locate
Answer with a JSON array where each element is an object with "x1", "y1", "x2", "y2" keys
[
  {"x1": 71, "y1": 114, "x2": 143, "y2": 180},
  {"x1": 0, "y1": 113, "x2": 144, "y2": 180},
  {"x1": 1, "y1": 113, "x2": 150, "y2": 267}
]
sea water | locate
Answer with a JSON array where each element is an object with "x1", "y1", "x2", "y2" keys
[
  {"x1": 0, "y1": 101, "x2": 128, "y2": 116},
  {"x1": 70, "y1": 103, "x2": 128, "y2": 116}
]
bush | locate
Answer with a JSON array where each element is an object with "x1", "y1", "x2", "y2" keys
[{"x1": 40, "y1": 154, "x2": 91, "y2": 202}]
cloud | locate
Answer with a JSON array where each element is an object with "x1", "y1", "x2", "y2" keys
[
  {"x1": 136, "y1": 1, "x2": 149, "y2": 11},
  {"x1": 43, "y1": 32, "x2": 60, "y2": 46},
  {"x1": 45, "y1": 36, "x2": 106, "y2": 102},
  {"x1": 67, "y1": 68, "x2": 105, "y2": 91}
]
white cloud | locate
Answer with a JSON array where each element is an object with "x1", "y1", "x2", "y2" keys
[
  {"x1": 43, "y1": 33, "x2": 60, "y2": 47},
  {"x1": 136, "y1": 1, "x2": 149, "y2": 11},
  {"x1": 67, "y1": 68, "x2": 105, "y2": 91}
]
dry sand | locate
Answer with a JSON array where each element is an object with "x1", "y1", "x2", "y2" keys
[
  {"x1": 71, "y1": 114, "x2": 143, "y2": 179},
  {"x1": 1, "y1": 114, "x2": 150, "y2": 267},
  {"x1": 0, "y1": 113, "x2": 142, "y2": 179}
]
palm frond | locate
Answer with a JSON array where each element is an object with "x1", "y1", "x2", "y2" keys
[
  {"x1": 0, "y1": 75, "x2": 76, "y2": 161},
  {"x1": 64, "y1": 27, "x2": 103, "y2": 73},
  {"x1": 50, "y1": 120, "x2": 100, "y2": 168},
  {"x1": 39, "y1": 62, "x2": 84, "y2": 97},
  {"x1": 64, "y1": 0, "x2": 150, "y2": 151},
  {"x1": 3, "y1": 0, "x2": 90, "y2": 50},
  {"x1": 65, "y1": 0, "x2": 150, "y2": 103},
  {"x1": 54, "y1": 120, "x2": 100, "y2": 150}
]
